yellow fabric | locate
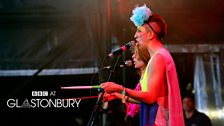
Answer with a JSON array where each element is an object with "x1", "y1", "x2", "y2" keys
[{"x1": 140, "y1": 51, "x2": 159, "y2": 92}]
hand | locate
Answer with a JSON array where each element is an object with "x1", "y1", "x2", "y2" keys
[
  {"x1": 103, "y1": 92, "x2": 119, "y2": 102},
  {"x1": 101, "y1": 82, "x2": 123, "y2": 93}
]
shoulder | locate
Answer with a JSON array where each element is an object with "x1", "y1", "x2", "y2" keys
[
  {"x1": 151, "y1": 53, "x2": 165, "y2": 67},
  {"x1": 195, "y1": 111, "x2": 212, "y2": 122},
  {"x1": 196, "y1": 111, "x2": 208, "y2": 117},
  {"x1": 155, "y1": 52, "x2": 165, "y2": 59},
  {"x1": 148, "y1": 53, "x2": 166, "y2": 73},
  {"x1": 199, "y1": 112, "x2": 210, "y2": 120}
]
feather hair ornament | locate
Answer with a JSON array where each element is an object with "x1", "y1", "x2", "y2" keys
[{"x1": 130, "y1": 4, "x2": 152, "y2": 27}]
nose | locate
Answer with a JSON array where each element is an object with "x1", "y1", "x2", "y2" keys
[
  {"x1": 134, "y1": 32, "x2": 137, "y2": 38},
  {"x1": 132, "y1": 53, "x2": 136, "y2": 59}
]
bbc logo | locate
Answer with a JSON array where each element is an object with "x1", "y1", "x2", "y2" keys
[{"x1": 32, "y1": 91, "x2": 48, "y2": 96}]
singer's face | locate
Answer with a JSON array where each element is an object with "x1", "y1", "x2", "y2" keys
[
  {"x1": 183, "y1": 97, "x2": 195, "y2": 112},
  {"x1": 132, "y1": 49, "x2": 145, "y2": 69},
  {"x1": 134, "y1": 25, "x2": 148, "y2": 48}
]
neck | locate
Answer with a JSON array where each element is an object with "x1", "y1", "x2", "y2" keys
[
  {"x1": 140, "y1": 67, "x2": 146, "y2": 76},
  {"x1": 147, "y1": 39, "x2": 163, "y2": 56},
  {"x1": 185, "y1": 110, "x2": 195, "y2": 119}
]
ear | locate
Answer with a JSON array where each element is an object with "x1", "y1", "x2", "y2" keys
[{"x1": 147, "y1": 30, "x2": 154, "y2": 40}]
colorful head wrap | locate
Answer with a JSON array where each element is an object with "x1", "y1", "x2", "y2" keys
[{"x1": 130, "y1": 4, "x2": 152, "y2": 27}]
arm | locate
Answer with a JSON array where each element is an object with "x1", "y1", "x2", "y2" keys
[
  {"x1": 102, "y1": 54, "x2": 165, "y2": 105},
  {"x1": 103, "y1": 92, "x2": 140, "y2": 104},
  {"x1": 116, "y1": 93, "x2": 140, "y2": 104}
]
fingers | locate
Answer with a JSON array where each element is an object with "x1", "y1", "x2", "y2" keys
[
  {"x1": 101, "y1": 82, "x2": 112, "y2": 88},
  {"x1": 103, "y1": 93, "x2": 118, "y2": 102},
  {"x1": 100, "y1": 82, "x2": 121, "y2": 93},
  {"x1": 102, "y1": 94, "x2": 108, "y2": 102},
  {"x1": 100, "y1": 82, "x2": 107, "y2": 88},
  {"x1": 101, "y1": 82, "x2": 110, "y2": 92},
  {"x1": 100, "y1": 84, "x2": 104, "y2": 88},
  {"x1": 103, "y1": 93, "x2": 110, "y2": 102},
  {"x1": 110, "y1": 92, "x2": 118, "y2": 96}
]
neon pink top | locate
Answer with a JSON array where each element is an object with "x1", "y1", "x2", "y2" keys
[
  {"x1": 139, "y1": 48, "x2": 185, "y2": 126},
  {"x1": 126, "y1": 83, "x2": 141, "y2": 117}
]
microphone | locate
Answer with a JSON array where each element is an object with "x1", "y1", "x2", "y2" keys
[
  {"x1": 107, "y1": 40, "x2": 136, "y2": 58},
  {"x1": 102, "y1": 60, "x2": 133, "y2": 70}
]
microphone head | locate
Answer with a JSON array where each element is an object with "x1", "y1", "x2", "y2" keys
[
  {"x1": 101, "y1": 60, "x2": 133, "y2": 70},
  {"x1": 124, "y1": 60, "x2": 133, "y2": 67},
  {"x1": 126, "y1": 40, "x2": 136, "y2": 48},
  {"x1": 107, "y1": 40, "x2": 136, "y2": 58}
]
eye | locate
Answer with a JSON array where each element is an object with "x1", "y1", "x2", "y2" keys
[
  {"x1": 137, "y1": 29, "x2": 141, "y2": 33},
  {"x1": 136, "y1": 27, "x2": 141, "y2": 32}
]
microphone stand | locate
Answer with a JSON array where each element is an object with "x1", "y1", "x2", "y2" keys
[{"x1": 87, "y1": 55, "x2": 121, "y2": 126}]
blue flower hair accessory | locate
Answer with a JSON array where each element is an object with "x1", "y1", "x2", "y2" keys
[{"x1": 130, "y1": 4, "x2": 152, "y2": 27}]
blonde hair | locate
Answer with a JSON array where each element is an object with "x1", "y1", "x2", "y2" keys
[
  {"x1": 133, "y1": 45, "x2": 151, "y2": 75},
  {"x1": 134, "y1": 45, "x2": 150, "y2": 65}
]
